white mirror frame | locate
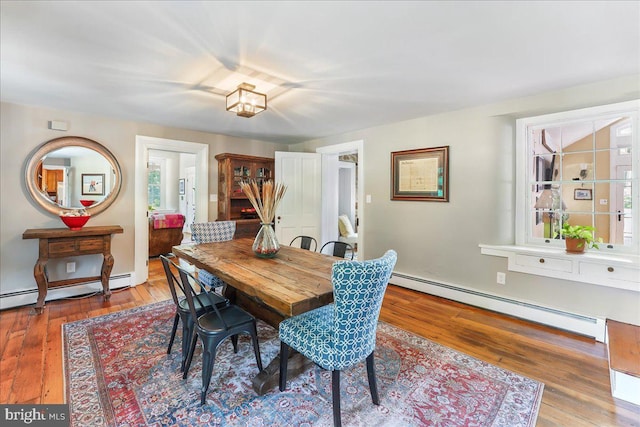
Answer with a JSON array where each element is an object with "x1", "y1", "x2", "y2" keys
[{"x1": 25, "y1": 136, "x2": 122, "y2": 216}]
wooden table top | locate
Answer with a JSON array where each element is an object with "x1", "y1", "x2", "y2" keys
[
  {"x1": 23, "y1": 225, "x2": 124, "y2": 239},
  {"x1": 172, "y1": 238, "x2": 336, "y2": 318}
]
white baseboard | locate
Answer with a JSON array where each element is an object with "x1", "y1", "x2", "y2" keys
[
  {"x1": 390, "y1": 272, "x2": 606, "y2": 342},
  {"x1": 0, "y1": 273, "x2": 133, "y2": 311}
]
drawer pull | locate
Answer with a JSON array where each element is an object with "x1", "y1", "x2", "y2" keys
[
  {"x1": 539, "y1": 258, "x2": 545, "y2": 264},
  {"x1": 607, "y1": 267, "x2": 614, "y2": 272}
]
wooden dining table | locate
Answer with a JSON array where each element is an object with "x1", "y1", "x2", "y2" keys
[{"x1": 172, "y1": 237, "x2": 337, "y2": 394}]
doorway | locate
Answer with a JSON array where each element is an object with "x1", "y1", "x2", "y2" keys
[
  {"x1": 317, "y1": 140, "x2": 364, "y2": 259},
  {"x1": 134, "y1": 136, "x2": 209, "y2": 285}
]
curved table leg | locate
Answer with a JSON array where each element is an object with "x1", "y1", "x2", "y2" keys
[
  {"x1": 252, "y1": 351, "x2": 310, "y2": 395},
  {"x1": 33, "y1": 258, "x2": 48, "y2": 314},
  {"x1": 101, "y1": 254, "x2": 114, "y2": 301}
]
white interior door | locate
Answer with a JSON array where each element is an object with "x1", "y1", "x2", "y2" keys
[
  {"x1": 274, "y1": 151, "x2": 322, "y2": 246},
  {"x1": 184, "y1": 166, "x2": 196, "y2": 233}
]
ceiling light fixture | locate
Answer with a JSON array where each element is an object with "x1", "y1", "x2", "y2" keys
[{"x1": 226, "y1": 83, "x2": 267, "y2": 118}]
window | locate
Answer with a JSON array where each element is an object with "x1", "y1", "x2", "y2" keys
[
  {"x1": 147, "y1": 158, "x2": 162, "y2": 210},
  {"x1": 516, "y1": 100, "x2": 638, "y2": 255}
]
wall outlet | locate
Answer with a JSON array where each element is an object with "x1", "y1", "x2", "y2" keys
[
  {"x1": 66, "y1": 262, "x2": 76, "y2": 273},
  {"x1": 496, "y1": 272, "x2": 506, "y2": 285}
]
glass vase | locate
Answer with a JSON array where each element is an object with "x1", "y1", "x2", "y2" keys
[{"x1": 253, "y1": 223, "x2": 280, "y2": 258}]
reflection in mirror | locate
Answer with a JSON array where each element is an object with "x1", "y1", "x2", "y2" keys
[
  {"x1": 529, "y1": 114, "x2": 634, "y2": 248},
  {"x1": 25, "y1": 137, "x2": 122, "y2": 217}
]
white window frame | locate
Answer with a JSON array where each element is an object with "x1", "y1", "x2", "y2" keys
[
  {"x1": 148, "y1": 156, "x2": 166, "y2": 210},
  {"x1": 481, "y1": 100, "x2": 639, "y2": 292},
  {"x1": 515, "y1": 100, "x2": 639, "y2": 255}
]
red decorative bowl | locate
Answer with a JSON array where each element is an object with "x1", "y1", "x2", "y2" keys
[
  {"x1": 79, "y1": 199, "x2": 95, "y2": 207},
  {"x1": 60, "y1": 215, "x2": 90, "y2": 230}
]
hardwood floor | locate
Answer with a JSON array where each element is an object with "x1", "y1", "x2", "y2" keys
[{"x1": 1, "y1": 257, "x2": 638, "y2": 426}]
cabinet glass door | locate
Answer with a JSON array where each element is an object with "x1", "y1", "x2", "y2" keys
[{"x1": 232, "y1": 163, "x2": 251, "y2": 196}]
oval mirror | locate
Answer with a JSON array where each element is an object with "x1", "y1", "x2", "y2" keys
[{"x1": 25, "y1": 136, "x2": 122, "y2": 216}]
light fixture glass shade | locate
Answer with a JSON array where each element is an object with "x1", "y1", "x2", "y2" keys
[{"x1": 226, "y1": 83, "x2": 267, "y2": 118}]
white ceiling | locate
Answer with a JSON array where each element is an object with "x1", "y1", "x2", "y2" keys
[{"x1": 1, "y1": 1, "x2": 639, "y2": 144}]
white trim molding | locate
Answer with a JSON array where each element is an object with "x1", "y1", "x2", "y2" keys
[
  {"x1": 390, "y1": 271, "x2": 606, "y2": 341},
  {"x1": 134, "y1": 135, "x2": 209, "y2": 285}
]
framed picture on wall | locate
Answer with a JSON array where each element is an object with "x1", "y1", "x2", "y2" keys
[
  {"x1": 178, "y1": 178, "x2": 185, "y2": 195},
  {"x1": 391, "y1": 146, "x2": 449, "y2": 201},
  {"x1": 81, "y1": 174, "x2": 105, "y2": 195},
  {"x1": 574, "y1": 188, "x2": 592, "y2": 200}
]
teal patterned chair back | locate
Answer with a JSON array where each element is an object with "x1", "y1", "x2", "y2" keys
[
  {"x1": 331, "y1": 249, "x2": 397, "y2": 368},
  {"x1": 279, "y1": 250, "x2": 397, "y2": 371},
  {"x1": 278, "y1": 249, "x2": 397, "y2": 426}
]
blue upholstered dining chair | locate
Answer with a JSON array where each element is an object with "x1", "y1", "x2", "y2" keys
[
  {"x1": 278, "y1": 249, "x2": 397, "y2": 427},
  {"x1": 190, "y1": 221, "x2": 236, "y2": 289}
]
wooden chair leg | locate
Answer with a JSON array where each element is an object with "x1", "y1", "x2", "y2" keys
[
  {"x1": 279, "y1": 341, "x2": 289, "y2": 391},
  {"x1": 167, "y1": 313, "x2": 179, "y2": 354},
  {"x1": 366, "y1": 351, "x2": 380, "y2": 405},
  {"x1": 332, "y1": 370, "x2": 342, "y2": 427}
]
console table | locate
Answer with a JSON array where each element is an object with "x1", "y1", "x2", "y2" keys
[{"x1": 22, "y1": 225, "x2": 123, "y2": 313}]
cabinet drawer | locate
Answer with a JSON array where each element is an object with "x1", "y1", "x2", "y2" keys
[
  {"x1": 48, "y1": 238, "x2": 77, "y2": 256},
  {"x1": 515, "y1": 254, "x2": 573, "y2": 273},
  {"x1": 579, "y1": 262, "x2": 640, "y2": 283},
  {"x1": 77, "y1": 237, "x2": 104, "y2": 252},
  {"x1": 48, "y1": 237, "x2": 103, "y2": 257}
]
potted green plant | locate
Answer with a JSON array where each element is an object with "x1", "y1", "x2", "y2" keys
[{"x1": 556, "y1": 223, "x2": 602, "y2": 253}]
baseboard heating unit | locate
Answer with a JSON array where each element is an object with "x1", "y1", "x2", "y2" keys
[
  {"x1": 0, "y1": 273, "x2": 132, "y2": 311},
  {"x1": 390, "y1": 272, "x2": 606, "y2": 342}
]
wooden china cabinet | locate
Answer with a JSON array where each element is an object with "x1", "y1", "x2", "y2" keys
[{"x1": 215, "y1": 153, "x2": 274, "y2": 238}]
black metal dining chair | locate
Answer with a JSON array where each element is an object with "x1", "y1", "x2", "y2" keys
[
  {"x1": 320, "y1": 241, "x2": 354, "y2": 260},
  {"x1": 289, "y1": 235, "x2": 318, "y2": 251},
  {"x1": 160, "y1": 255, "x2": 229, "y2": 372},
  {"x1": 173, "y1": 259, "x2": 264, "y2": 405}
]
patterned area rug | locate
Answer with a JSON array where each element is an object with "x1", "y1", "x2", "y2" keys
[{"x1": 63, "y1": 301, "x2": 543, "y2": 426}]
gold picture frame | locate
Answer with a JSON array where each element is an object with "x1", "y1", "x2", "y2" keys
[{"x1": 391, "y1": 146, "x2": 449, "y2": 201}]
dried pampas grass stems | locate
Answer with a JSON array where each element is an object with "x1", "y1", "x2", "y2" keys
[{"x1": 239, "y1": 180, "x2": 287, "y2": 224}]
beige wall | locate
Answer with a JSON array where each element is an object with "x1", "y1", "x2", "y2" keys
[
  {"x1": 291, "y1": 74, "x2": 640, "y2": 325},
  {"x1": 2, "y1": 75, "x2": 638, "y2": 324},
  {"x1": 0, "y1": 102, "x2": 287, "y2": 300}
]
